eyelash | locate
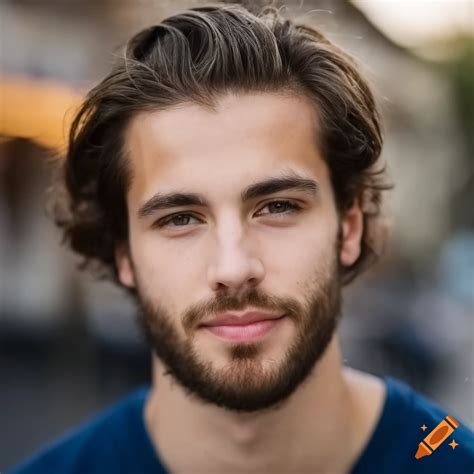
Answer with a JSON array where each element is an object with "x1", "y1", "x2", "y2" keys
[{"x1": 154, "y1": 200, "x2": 303, "y2": 229}]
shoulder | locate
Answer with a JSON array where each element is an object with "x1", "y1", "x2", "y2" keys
[
  {"x1": 8, "y1": 388, "x2": 150, "y2": 474},
  {"x1": 352, "y1": 376, "x2": 474, "y2": 474}
]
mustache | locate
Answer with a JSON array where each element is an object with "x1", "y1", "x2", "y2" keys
[{"x1": 182, "y1": 287, "x2": 302, "y2": 335}]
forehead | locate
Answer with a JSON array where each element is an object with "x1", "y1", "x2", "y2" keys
[{"x1": 124, "y1": 91, "x2": 329, "y2": 206}]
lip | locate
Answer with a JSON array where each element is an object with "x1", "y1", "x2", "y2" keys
[
  {"x1": 201, "y1": 311, "x2": 284, "y2": 327},
  {"x1": 200, "y1": 311, "x2": 287, "y2": 342}
]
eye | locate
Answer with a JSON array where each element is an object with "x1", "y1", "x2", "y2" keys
[
  {"x1": 154, "y1": 200, "x2": 302, "y2": 229},
  {"x1": 154, "y1": 213, "x2": 201, "y2": 228},
  {"x1": 256, "y1": 200, "x2": 302, "y2": 217}
]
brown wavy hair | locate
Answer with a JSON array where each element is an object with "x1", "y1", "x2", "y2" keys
[{"x1": 54, "y1": 3, "x2": 391, "y2": 289}]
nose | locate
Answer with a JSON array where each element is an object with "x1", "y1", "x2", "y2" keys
[{"x1": 207, "y1": 228, "x2": 265, "y2": 293}]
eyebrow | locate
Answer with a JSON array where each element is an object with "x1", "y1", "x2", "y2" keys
[{"x1": 137, "y1": 174, "x2": 319, "y2": 219}]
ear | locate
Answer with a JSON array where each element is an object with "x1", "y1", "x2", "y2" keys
[
  {"x1": 339, "y1": 198, "x2": 364, "y2": 267},
  {"x1": 115, "y1": 242, "x2": 136, "y2": 288}
]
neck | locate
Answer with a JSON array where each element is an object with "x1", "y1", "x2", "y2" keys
[{"x1": 144, "y1": 333, "x2": 384, "y2": 473}]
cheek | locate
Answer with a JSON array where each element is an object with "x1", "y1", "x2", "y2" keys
[
  {"x1": 261, "y1": 221, "x2": 338, "y2": 288},
  {"x1": 129, "y1": 231, "x2": 195, "y2": 306}
]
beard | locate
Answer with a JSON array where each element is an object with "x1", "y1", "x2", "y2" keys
[{"x1": 134, "y1": 253, "x2": 342, "y2": 413}]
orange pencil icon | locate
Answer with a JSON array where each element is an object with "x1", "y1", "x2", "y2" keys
[{"x1": 415, "y1": 415, "x2": 459, "y2": 459}]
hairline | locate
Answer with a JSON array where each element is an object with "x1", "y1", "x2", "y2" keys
[{"x1": 120, "y1": 84, "x2": 325, "y2": 198}]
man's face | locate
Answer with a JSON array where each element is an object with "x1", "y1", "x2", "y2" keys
[{"x1": 117, "y1": 92, "x2": 362, "y2": 412}]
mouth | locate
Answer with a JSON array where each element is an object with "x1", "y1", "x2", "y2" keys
[{"x1": 199, "y1": 313, "x2": 287, "y2": 342}]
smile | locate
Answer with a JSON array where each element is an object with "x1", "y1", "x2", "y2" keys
[{"x1": 200, "y1": 315, "x2": 287, "y2": 342}]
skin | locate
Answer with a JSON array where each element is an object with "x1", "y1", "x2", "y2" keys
[{"x1": 116, "y1": 91, "x2": 386, "y2": 473}]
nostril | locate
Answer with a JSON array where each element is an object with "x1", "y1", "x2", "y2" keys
[{"x1": 207, "y1": 255, "x2": 265, "y2": 292}]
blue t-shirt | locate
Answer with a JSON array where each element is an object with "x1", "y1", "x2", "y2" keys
[{"x1": 9, "y1": 376, "x2": 474, "y2": 473}]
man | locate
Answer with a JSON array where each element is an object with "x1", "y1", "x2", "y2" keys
[{"x1": 11, "y1": 4, "x2": 473, "y2": 473}]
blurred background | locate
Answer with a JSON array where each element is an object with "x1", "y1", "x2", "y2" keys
[{"x1": 1, "y1": 0, "x2": 473, "y2": 469}]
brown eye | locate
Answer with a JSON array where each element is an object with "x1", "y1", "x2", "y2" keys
[
  {"x1": 169, "y1": 215, "x2": 192, "y2": 226},
  {"x1": 156, "y1": 213, "x2": 200, "y2": 228},
  {"x1": 257, "y1": 200, "x2": 302, "y2": 216}
]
